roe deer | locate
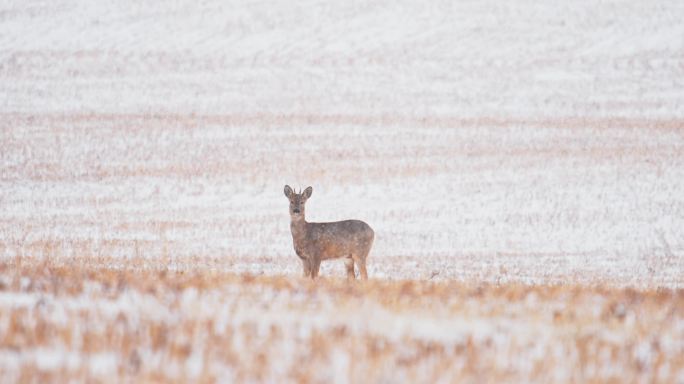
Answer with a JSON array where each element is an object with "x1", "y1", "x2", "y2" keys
[{"x1": 284, "y1": 185, "x2": 374, "y2": 280}]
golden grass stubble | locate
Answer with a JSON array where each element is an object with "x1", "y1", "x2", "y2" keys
[{"x1": 0, "y1": 261, "x2": 682, "y2": 382}]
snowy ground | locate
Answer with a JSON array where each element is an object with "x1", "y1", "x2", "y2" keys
[
  {"x1": 1, "y1": 0, "x2": 683, "y2": 381},
  {"x1": 1, "y1": 262, "x2": 683, "y2": 382},
  {"x1": 2, "y1": 1, "x2": 684, "y2": 118},
  {"x1": 2, "y1": 115, "x2": 683, "y2": 287}
]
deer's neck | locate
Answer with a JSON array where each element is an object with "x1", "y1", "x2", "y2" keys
[{"x1": 290, "y1": 215, "x2": 308, "y2": 242}]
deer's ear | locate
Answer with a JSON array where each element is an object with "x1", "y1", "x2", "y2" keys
[
  {"x1": 284, "y1": 185, "x2": 293, "y2": 198},
  {"x1": 303, "y1": 186, "x2": 313, "y2": 199}
]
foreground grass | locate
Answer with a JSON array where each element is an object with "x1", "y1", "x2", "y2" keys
[{"x1": 0, "y1": 258, "x2": 682, "y2": 383}]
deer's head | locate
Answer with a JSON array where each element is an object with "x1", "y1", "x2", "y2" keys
[{"x1": 284, "y1": 185, "x2": 312, "y2": 218}]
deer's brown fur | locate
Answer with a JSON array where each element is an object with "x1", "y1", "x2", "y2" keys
[{"x1": 284, "y1": 185, "x2": 374, "y2": 280}]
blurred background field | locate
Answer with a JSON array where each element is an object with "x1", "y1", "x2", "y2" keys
[{"x1": 1, "y1": 0, "x2": 684, "y2": 382}]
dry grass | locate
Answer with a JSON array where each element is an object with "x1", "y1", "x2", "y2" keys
[{"x1": 0, "y1": 258, "x2": 682, "y2": 383}]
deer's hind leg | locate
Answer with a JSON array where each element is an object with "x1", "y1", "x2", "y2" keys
[
  {"x1": 344, "y1": 256, "x2": 356, "y2": 280},
  {"x1": 352, "y1": 254, "x2": 368, "y2": 280}
]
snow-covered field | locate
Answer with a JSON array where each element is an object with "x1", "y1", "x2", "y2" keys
[
  {"x1": 3, "y1": 115, "x2": 683, "y2": 287},
  {"x1": 1, "y1": 262, "x2": 683, "y2": 382},
  {"x1": 1, "y1": 0, "x2": 683, "y2": 381}
]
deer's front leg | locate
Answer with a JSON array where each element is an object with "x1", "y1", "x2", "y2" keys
[
  {"x1": 310, "y1": 257, "x2": 321, "y2": 279},
  {"x1": 301, "y1": 258, "x2": 311, "y2": 278}
]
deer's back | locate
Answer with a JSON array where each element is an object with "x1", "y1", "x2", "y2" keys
[{"x1": 305, "y1": 219, "x2": 374, "y2": 259}]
